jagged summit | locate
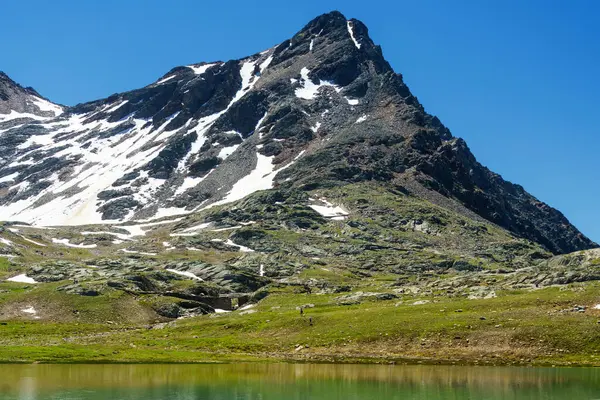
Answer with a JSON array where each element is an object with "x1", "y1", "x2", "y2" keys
[
  {"x1": 0, "y1": 12, "x2": 595, "y2": 254},
  {"x1": 299, "y1": 11, "x2": 375, "y2": 51},
  {"x1": 0, "y1": 71, "x2": 63, "y2": 121}
]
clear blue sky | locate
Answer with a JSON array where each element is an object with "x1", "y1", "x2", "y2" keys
[{"x1": 1, "y1": 0, "x2": 598, "y2": 243}]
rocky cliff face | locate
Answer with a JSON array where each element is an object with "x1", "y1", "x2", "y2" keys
[
  {"x1": 0, "y1": 11, "x2": 595, "y2": 254},
  {"x1": 0, "y1": 72, "x2": 63, "y2": 120}
]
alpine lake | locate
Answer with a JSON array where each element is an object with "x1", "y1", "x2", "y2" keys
[{"x1": 0, "y1": 363, "x2": 598, "y2": 399}]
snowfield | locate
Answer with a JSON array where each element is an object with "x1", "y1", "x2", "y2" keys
[{"x1": 0, "y1": 52, "x2": 282, "y2": 227}]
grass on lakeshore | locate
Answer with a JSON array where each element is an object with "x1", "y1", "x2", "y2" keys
[{"x1": 0, "y1": 282, "x2": 598, "y2": 366}]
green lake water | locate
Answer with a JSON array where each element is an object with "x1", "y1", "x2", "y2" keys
[{"x1": 0, "y1": 363, "x2": 598, "y2": 399}]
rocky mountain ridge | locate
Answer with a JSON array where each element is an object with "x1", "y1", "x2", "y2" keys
[
  {"x1": 0, "y1": 72, "x2": 63, "y2": 120},
  {"x1": 0, "y1": 11, "x2": 595, "y2": 255}
]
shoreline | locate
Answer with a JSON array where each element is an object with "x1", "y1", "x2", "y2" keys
[{"x1": 0, "y1": 351, "x2": 597, "y2": 367}]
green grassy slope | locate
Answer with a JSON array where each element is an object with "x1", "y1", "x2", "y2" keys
[{"x1": 0, "y1": 182, "x2": 598, "y2": 365}]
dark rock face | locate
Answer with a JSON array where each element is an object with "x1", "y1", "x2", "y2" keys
[
  {"x1": 0, "y1": 11, "x2": 594, "y2": 254},
  {"x1": 147, "y1": 132, "x2": 198, "y2": 179},
  {"x1": 410, "y1": 138, "x2": 591, "y2": 254}
]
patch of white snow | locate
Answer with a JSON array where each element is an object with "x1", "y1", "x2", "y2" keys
[
  {"x1": 225, "y1": 239, "x2": 254, "y2": 253},
  {"x1": 207, "y1": 153, "x2": 277, "y2": 207},
  {"x1": 166, "y1": 268, "x2": 203, "y2": 281},
  {"x1": 51, "y1": 238, "x2": 97, "y2": 249},
  {"x1": 117, "y1": 218, "x2": 185, "y2": 238},
  {"x1": 104, "y1": 100, "x2": 129, "y2": 113},
  {"x1": 170, "y1": 222, "x2": 211, "y2": 237},
  {"x1": 309, "y1": 198, "x2": 349, "y2": 219},
  {"x1": 20, "y1": 236, "x2": 46, "y2": 247},
  {"x1": 156, "y1": 75, "x2": 177, "y2": 85},
  {"x1": 355, "y1": 115, "x2": 368, "y2": 124},
  {"x1": 347, "y1": 21, "x2": 362, "y2": 49},
  {"x1": 211, "y1": 226, "x2": 242, "y2": 232},
  {"x1": 218, "y1": 145, "x2": 240, "y2": 159},
  {"x1": 7, "y1": 274, "x2": 37, "y2": 284},
  {"x1": 295, "y1": 67, "x2": 341, "y2": 100},
  {"x1": 119, "y1": 248, "x2": 156, "y2": 256},
  {"x1": 0, "y1": 172, "x2": 19, "y2": 184},
  {"x1": 188, "y1": 63, "x2": 218, "y2": 75},
  {"x1": 31, "y1": 97, "x2": 64, "y2": 117},
  {"x1": 81, "y1": 231, "x2": 133, "y2": 241}
]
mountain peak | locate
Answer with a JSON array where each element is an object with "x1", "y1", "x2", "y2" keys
[
  {"x1": 302, "y1": 10, "x2": 348, "y2": 31},
  {"x1": 0, "y1": 70, "x2": 63, "y2": 121},
  {"x1": 295, "y1": 11, "x2": 374, "y2": 53},
  {"x1": 0, "y1": 13, "x2": 594, "y2": 254},
  {"x1": 0, "y1": 71, "x2": 39, "y2": 96},
  {"x1": 0, "y1": 71, "x2": 15, "y2": 81}
]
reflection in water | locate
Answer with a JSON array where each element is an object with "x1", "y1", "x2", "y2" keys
[
  {"x1": 17, "y1": 377, "x2": 35, "y2": 400},
  {"x1": 0, "y1": 364, "x2": 598, "y2": 399}
]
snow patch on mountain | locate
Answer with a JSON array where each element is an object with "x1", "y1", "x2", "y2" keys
[
  {"x1": 347, "y1": 21, "x2": 361, "y2": 49},
  {"x1": 0, "y1": 110, "x2": 47, "y2": 122},
  {"x1": 356, "y1": 115, "x2": 368, "y2": 124},
  {"x1": 7, "y1": 274, "x2": 37, "y2": 284},
  {"x1": 235, "y1": 61, "x2": 257, "y2": 101},
  {"x1": 81, "y1": 231, "x2": 133, "y2": 241},
  {"x1": 114, "y1": 218, "x2": 184, "y2": 238},
  {"x1": 208, "y1": 153, "x2": 277, "y2": 207},
  {"x1": 310, "y1": 198, "x2": 349, "y2": 220},
  {"x1": 218, "y1": 145, "x2": 239, "y2": 159},
  {"x1": 225, "y1": 239, "x2": 255, "y2": 253},
  {"x1": 104, "y1": 100, "x2": 129, "y2": 113},
  {"x1": 22, "y1": 306, "x2": 38, "y2": 315},
  {"x1": 0, "y1": 172, "x2": 19, "y2": 183},
  {"x1": 295, "y1": 68, "x2": 341, "y2": 100},
  {"x1": 174, "y1": 175, "x2": 210, "y2": 196},
  {"x1": 30, "y1": 97, "x2": 64, "y2": 117},
  {"x1": 170, "y1": 222, "x2": 211, "y2": 237},
  {"x1": 51, "y1": 238, "x2": 97, "y2": 249},
  {"x1": 21, "y1": 236, "x2": 46, "y2": 247},
  {"x1": 156, "y1": 75, "x2": 177, "y2": 85},
  {"x1": 188, "y1": 63, "x2": 219, "y2": 75},
  {"x1": 166, "y1": 268, "x2": 203, "y2": 281},
  {"x1": 120, "y1": 248, "x2": 156, "y2": 256}
]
